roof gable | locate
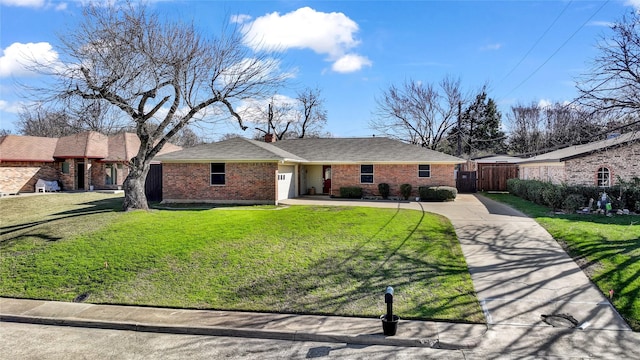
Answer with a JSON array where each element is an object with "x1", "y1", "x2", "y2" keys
[{"x1": 54, "y1": 131, "x2": 109, "y2": 158}]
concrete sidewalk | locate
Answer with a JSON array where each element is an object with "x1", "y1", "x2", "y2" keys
[{"x1": 0, "y1": 297, "x2": 486, "y2": 349}]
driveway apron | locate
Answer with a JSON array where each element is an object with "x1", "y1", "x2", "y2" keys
[
  {"x1": 282, "y1": 195, "x2": 630, "y2": 331},
  {"x1": 420, "y1": 194, "x2": 630, "y2": 331}
]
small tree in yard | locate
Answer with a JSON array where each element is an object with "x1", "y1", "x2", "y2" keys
[{"x1": 35, "y1": 2, "x2": 285, "y2": 211}]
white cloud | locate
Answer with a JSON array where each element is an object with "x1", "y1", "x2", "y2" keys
[
  {"x1": 331, "y1": 54, "x2": 372, "y2": 73},
  {"x1": 589, "y1": 21, "x2": 615, "y2": 28},
  {"x1": 481, "y1": 43, "x2": 502, "y2": 51},
  {"x1": 626, "y1": 0, "x2": 640, "y2": 10},
  {"x1": 231, "y1": 14, "x2": 252, "y2": 24},
  {"x1": 538, "y1": 99, "x2": 552, "y2": 109},
  {"x1": 0, "y1": 0, "x2": 67, "y2": 9},
  {"x1": 0, "y1": 42, "x2": 59, "y2": 77},
  {"x1": 0, "y1": 99, "x2": 24, "y2": 114},
  {"x1": 0, "y1": 0, "x2": 45, "y2": 7},
  {"x1": 241, "y1": 7, "x2": 370, "y2": 73}
]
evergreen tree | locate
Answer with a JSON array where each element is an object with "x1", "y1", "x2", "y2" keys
[{"x1": 449, "y1": 91, "x2": 505, "y2": 157}]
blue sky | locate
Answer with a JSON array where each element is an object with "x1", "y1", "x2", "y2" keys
[{"x1": 1, "y1": 0, "x2": 639, "y2": 140}]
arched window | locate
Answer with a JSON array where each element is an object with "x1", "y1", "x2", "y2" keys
[{"x1": 597, "y1": 167, "x2": 610, "y2": 187}]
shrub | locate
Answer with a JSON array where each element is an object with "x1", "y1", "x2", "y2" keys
[
  {"x1": 542, "y1": 183, "x2": 566, "y2": 210},
  {"x1": 339, "y1": 187, "x2": 363, "y2": 199},
  {"x1": 419, "y1": 186, "x2": 457, "y2": 202},
  {"x1": 399, "y1": 184, "x2": 412, "y2": 200},
  {"x1": 563, "y1": 194, "x2": 586, "y2": 213},
  {"x1": 378, "y1": 183, "x2": 390, "y2": 199}
]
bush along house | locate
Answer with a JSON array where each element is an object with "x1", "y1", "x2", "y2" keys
[{"x1": 155, "y1": 136, "x2": 467, "y2": 205}]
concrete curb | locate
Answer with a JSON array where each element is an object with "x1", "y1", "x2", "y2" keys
[{"x1": 1, "y1": 314, "x2": 483, "y2": 349}]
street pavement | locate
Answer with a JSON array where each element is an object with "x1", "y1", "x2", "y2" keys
[{"x1": 2, "y1": 194, "x2": 639, "y2": 359}]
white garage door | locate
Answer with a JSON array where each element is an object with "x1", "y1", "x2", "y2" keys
[{"x1": 277, "y1": 165, "x2": 295, "y2": 201}]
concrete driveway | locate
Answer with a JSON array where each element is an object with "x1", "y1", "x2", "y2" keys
[{"x1": 282, "y1": 194, "x2": 630, "y2": 332}]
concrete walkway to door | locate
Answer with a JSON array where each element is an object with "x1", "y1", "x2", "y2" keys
[{"x1": 281, "y1": 194, "x2": 638, "y2": 358}]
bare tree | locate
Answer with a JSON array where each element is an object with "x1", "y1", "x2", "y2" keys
[
  {"x1": 506, "y1": 103, "x2": 545, "y2": 154},
  {"x1": 16, "y1": 101, "x2": 121, "y2": 137},
  {"x1": 37, "y1": 2, "x2": 285, "y2": 210},
  {"x1": 294, "y1": 87, "x2": 327, "y2": 138},
  {"x1": 251, "y1": 87, "x2": 328, "y2": 140},
  {"x1": 506, "y1": 102, "x2": 602, "y2": 155},
  {"x1": 252, "y1": 98, "x2": 297, "y2": 140},
  {"x1": 370, "y1": 76, "x2": 463, "y2": 150},
  {"x1": 577, "y1": 11, "x2": 640, "y2": 117}
]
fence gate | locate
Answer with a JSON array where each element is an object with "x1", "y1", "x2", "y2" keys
[
  {"x1": 478, "y1": 164, "x2": 518, "y2": 192},
  {"x1": 456, "y1": 171, "x2": 477, "y2": 193}
]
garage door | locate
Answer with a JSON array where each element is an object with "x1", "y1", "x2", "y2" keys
[{"x1": 277, "y1": 165, "x2": 295, "y2": 201}]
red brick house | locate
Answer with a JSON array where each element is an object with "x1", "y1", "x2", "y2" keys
[
  {"x1": 518, "y1": 132, "x2": 640, "y2": 187},
  {"x1": 0, "y1": 131, "x2": 181, "y2": 194},
  {"x1": 156, "y1": 136, "x2": 466, "y2": 205}
]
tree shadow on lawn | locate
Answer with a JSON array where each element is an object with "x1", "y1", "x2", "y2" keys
[
  {"x1": 230, "y1": 206, "x2": 484, "y2": 323},
  {"x1": 0, "y1": 197, "x2": 123, "y2": 243},
  {"x1": 558, "y1": 233, "x2": 640, "y2": 331}
]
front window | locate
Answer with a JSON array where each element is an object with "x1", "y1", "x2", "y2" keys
[
  {"x1": 211, "y1": 163, "x2": 225, "y2": 185},
  {"x1": 418, "y1": 164, "x2": 431, "y2": 178},
  {"x1": 597, "y1": 167, "x2": 610, "y2": 187},
  {"x1": 360, "y1": 164, "x2": 373, "y2": 183}
]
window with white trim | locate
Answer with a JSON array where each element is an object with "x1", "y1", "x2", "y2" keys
[
  {"x1": 360, "y1": 164, "x2": 374, "y2": 183},
  {"x1": 597, "y1": 167, "x2": 610, "y2": 187},
  {"x1": 211, "y1": 163, "x2": 225, "y2": 185},
  {"x1": 418, "y1": 164, "x2": 431, "y2": 178}
]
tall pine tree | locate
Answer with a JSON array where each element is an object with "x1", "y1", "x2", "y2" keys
[{"x1": 450, "y1": 91, "x2": 505, "y2": 157}]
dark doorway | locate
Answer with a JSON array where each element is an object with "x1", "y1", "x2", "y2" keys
[
  {"x1": 322, "y1": 165, "x2": 331, "y2": 194},
  {"x1": 76, "y1": 162, "x2": 85, "y2": 190},
  {"x1": 145, "y1": 164, "x2": 163, "y2": 202},
  {"x1": 456, "y1": 171, "x2": 477, "y2": 193}
]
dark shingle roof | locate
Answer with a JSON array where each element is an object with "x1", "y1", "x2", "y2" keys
[
  {"x1": 155, "y1": 137, "x2": 305, "y2": 162},
  {"x1": 519, "y1": 132, "x2": 640, "y2": 164},
  {"x1": 273, "y1": 137, "x2": 465, "y2": 163},
  {"x1": 157, "y1": 137, "x2": 466, "y2": 164}
]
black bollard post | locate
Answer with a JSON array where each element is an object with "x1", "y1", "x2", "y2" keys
[
  {"x1": 381, "y1": 286, "x2": 399, "y2": 336},
  {"x1": 385, "y1": 286, "x2": 394, "y2": 319}
]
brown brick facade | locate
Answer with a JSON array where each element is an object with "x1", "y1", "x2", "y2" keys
[
  {"x1": 564, "y1": 142, "x2": 640, "y2": 186},
  {"x1": 330, "y1": 164, "x2": 456, "y2": 197},
  {"x1": 163, "y1": 162, "x2": 278, "y2": 203},
  {"x1": 0, "y1": 162, "x2": 59, "y2": 193},
  {"x1": 520, "y1": 142, "x2": 640, "y2": 186}
]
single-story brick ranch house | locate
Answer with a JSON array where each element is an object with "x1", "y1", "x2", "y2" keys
[
  {"x1": 517, "y1": 131, "x2": 640, "y2": 187},
  {"x1": 0, "y1": 131, "x2": 181, "y2": 194},
  {"x1": 155, "y1": 136, "x2": 466, "y2": 204}
]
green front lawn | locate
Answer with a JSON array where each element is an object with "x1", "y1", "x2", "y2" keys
[
  {"x1": 0, "y1": 193, "x2": 483, "y2": 323},
  {"x1": 483, "y1": 193, "x2": 640, "y2": 331}
]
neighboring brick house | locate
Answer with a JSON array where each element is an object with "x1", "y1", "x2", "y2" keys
[
  {"x1": 156, "y1": 136, "x2": 466, "y2": 205},
  {"x1": 517, "y1": 132, "x2": 640, "y2": 187},
  {"x1": 0, "y1": 131, "x2": 181, "y2": 194}
]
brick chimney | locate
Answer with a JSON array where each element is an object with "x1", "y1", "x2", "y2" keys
[{"x1": 264, "y1": 133, "x2": 276, "y2": 143}]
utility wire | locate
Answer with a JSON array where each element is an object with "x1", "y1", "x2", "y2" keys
[
  {"x1": 503, "y1": 0, "x2": 610, "y2": 98},
  {"x1": 498, "y1": 0, "x2": 573, "y2": 87}
]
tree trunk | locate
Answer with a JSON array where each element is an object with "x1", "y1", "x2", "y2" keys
[{"x1": 122, "y1": 158, "x2": 151, "y2": 211}]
